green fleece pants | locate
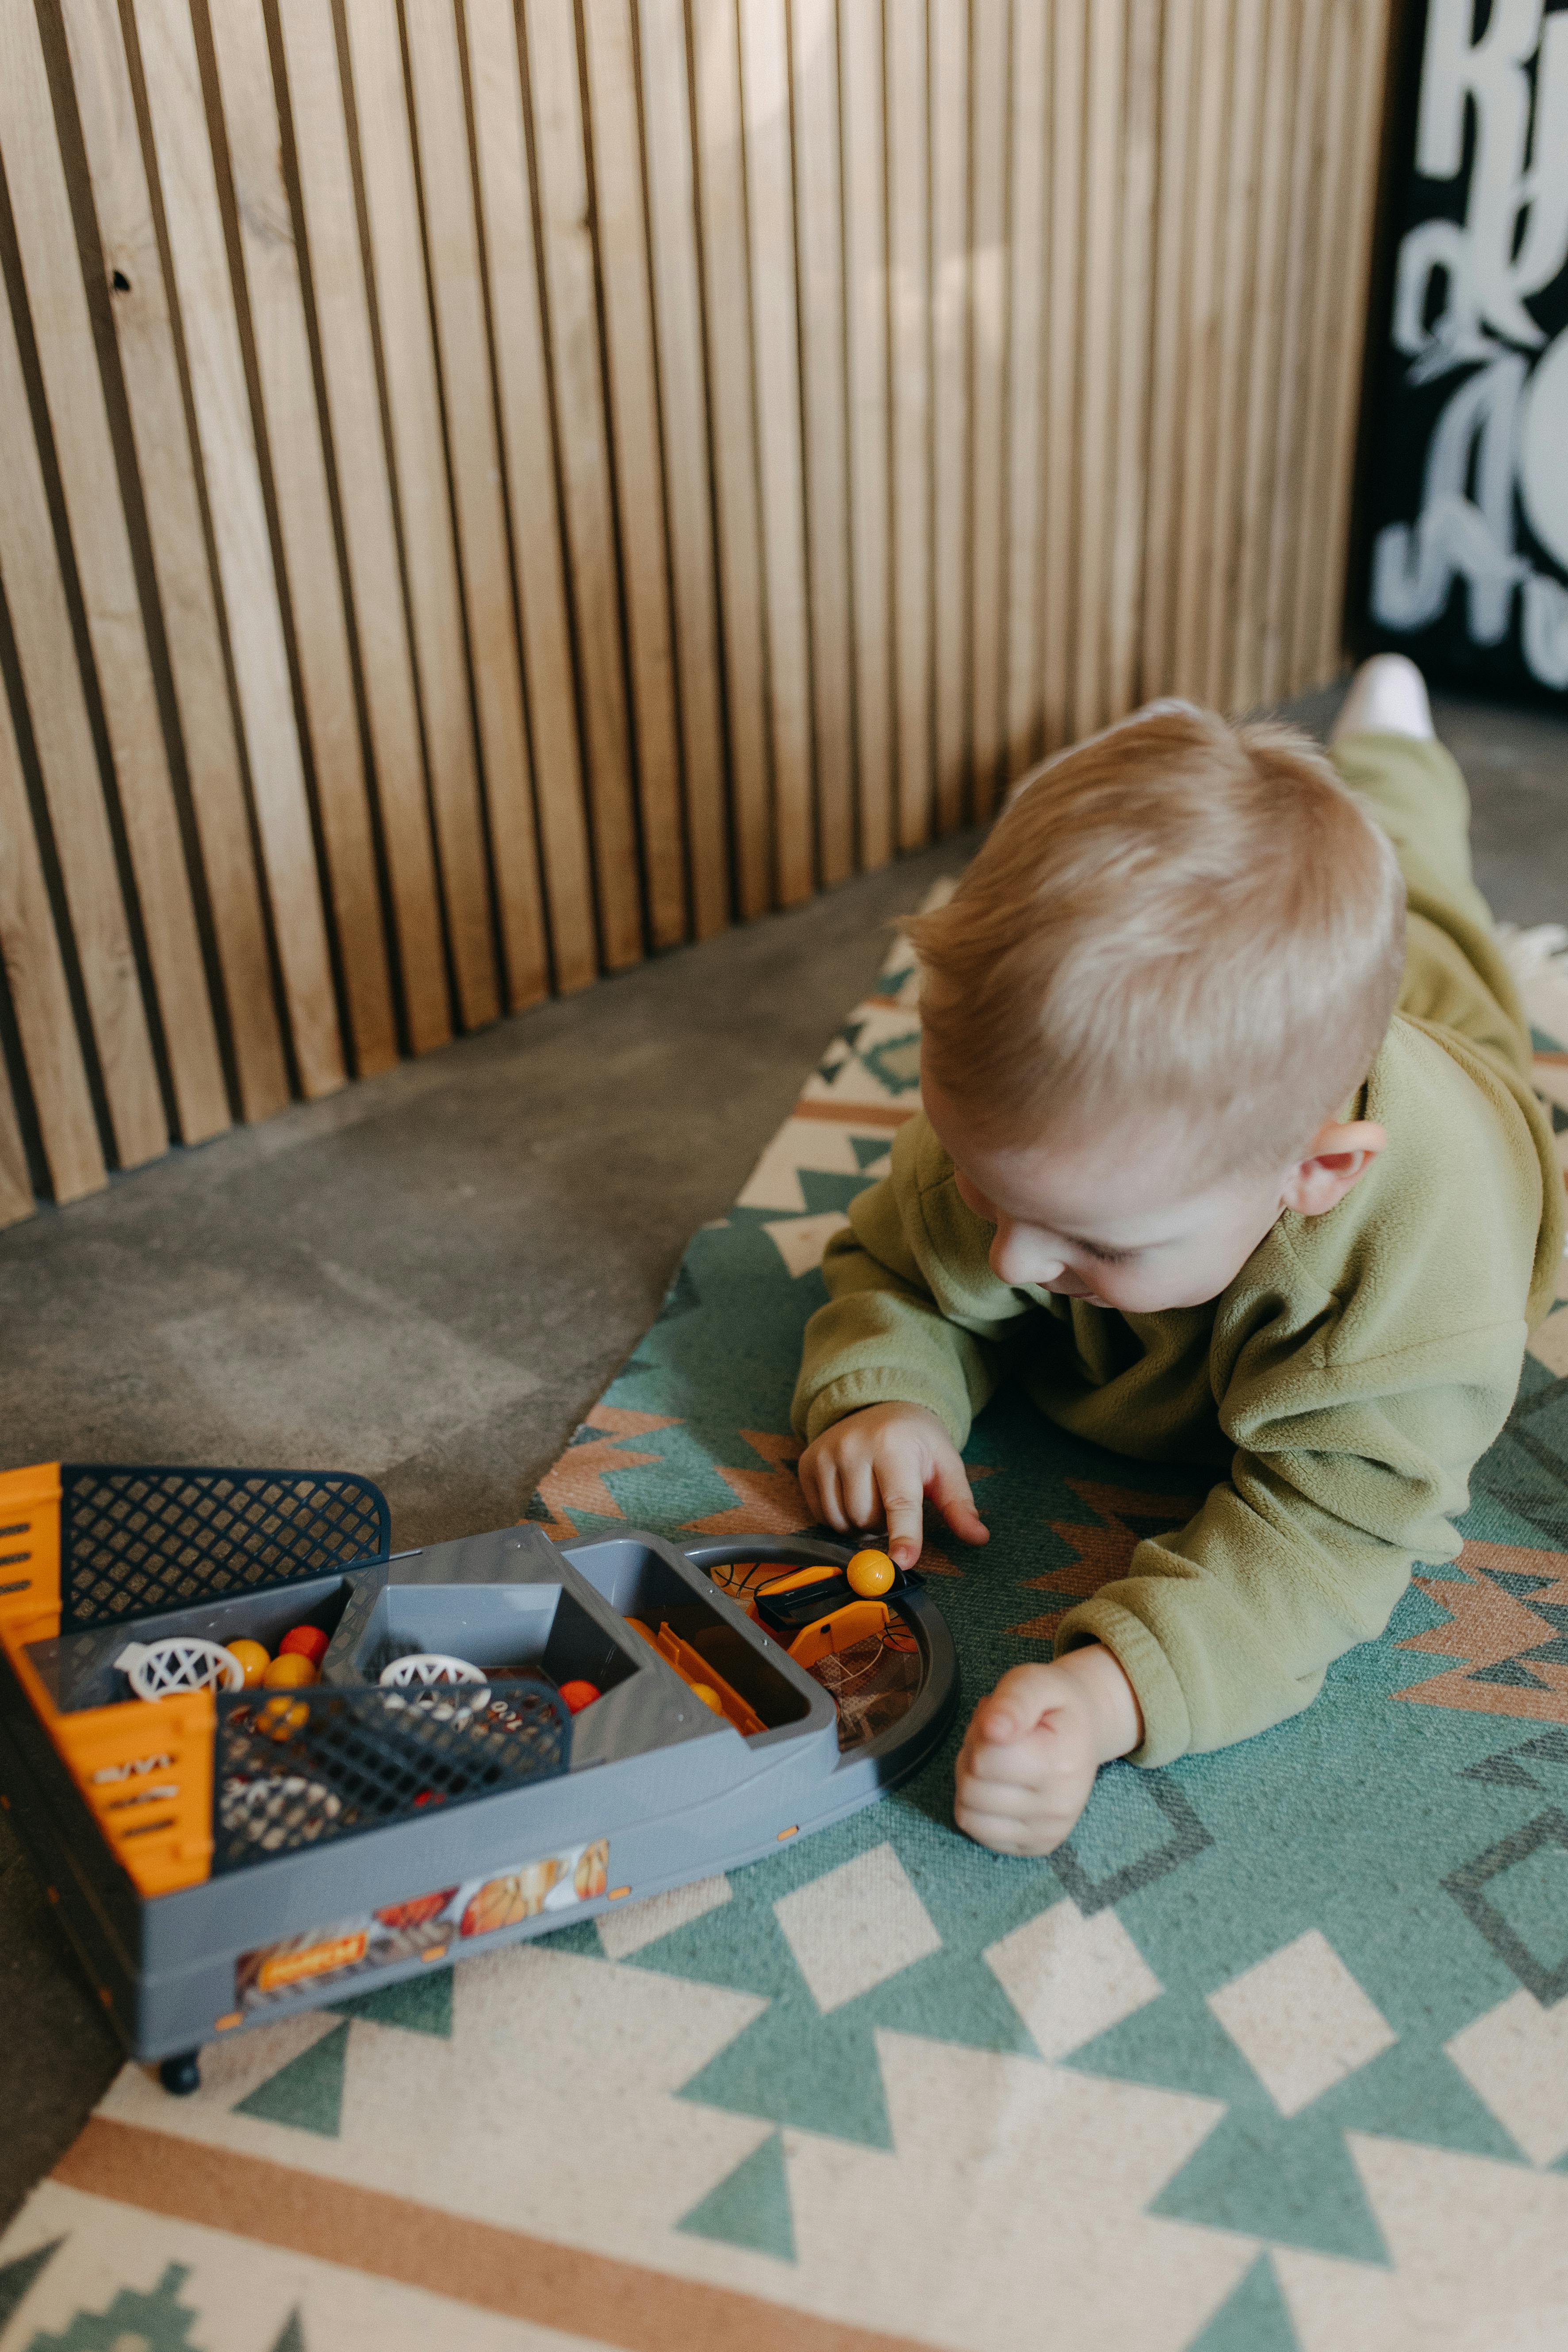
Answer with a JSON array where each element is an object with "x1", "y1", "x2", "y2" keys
[{"x1": 1331, "y1": 731, "x2": 1535, "y2": 1094}]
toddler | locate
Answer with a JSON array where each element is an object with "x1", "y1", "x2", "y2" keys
[{"x1": 793, "y1": 657, "x2": 1563, "y2": 1855}]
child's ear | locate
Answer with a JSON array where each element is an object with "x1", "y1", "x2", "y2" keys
[{"x1": 1280, "y1": 1120, "x2": 1388, "y2": 1219}]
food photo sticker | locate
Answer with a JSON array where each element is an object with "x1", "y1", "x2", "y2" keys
[{"x1": 235, "y1": 1836, "x2": 611, "y2": 2010}]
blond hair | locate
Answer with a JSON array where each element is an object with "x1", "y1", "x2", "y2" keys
[{"x1": 907, "y1": 703, "x2": 1406, "y2": 1176}]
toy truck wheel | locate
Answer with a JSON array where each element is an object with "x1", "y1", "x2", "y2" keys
[{"x1": 158, "y1": 2051, "x2": 201, "y2": 2097}]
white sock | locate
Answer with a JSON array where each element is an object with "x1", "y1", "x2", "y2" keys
[{"x1": 1330, "y1": 654, "x2": 1434, "y2": 744}]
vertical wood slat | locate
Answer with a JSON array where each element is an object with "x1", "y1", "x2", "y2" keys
[
  {"x1": 343, "y1": 0, "x2": 501, "y2": 1029},
  {"x1": 0, "y1": 0, "x2": 1403, "y2": 1225},
  {"x1": 635, "y1": 0, "x2": 730, "y2": 940},
  {"x1": 967, "y1": 0, "x2": 1009, "y2": 822},
  {"x1": 0, "y1": 675, "x2": 107, "y2": 1205},
  {"x1": 791, "y1": 0, "x2": 854, "y2": 888},
  {"x1": 690, "y1": 0, "x2": 771, "y2": 918},
  {"x1": 403, "y1": 0, "x2": 551, "y2": 1011},
  {"x1": 2, "y1": 0, "x2": 229, "y2": 1145},
  {"x1": 1039, "y1": 0, "x2": 1086, "y2": 753},
  {"x1": 1229, "y1": 0, "x2": 1300, "y2": 716},
  {"x1": 131, "y1": 0, "x2": 345, "y2": 1101},
  {"x1": 886, "y1": 0, "x2": 932, "y2": 850},
  {"x1": 1138, "y1": 0, "x2": 1197, "y2": 705},
  {"x1": 202, "y1": 0, "x2": 399, "y2": 1078},
  {"x1": 60, "y1": 0, "x2": 291, "y2": 1127},
  {"x1": 0, "y1": 1052, "x2": 32, "y2": 1229},
  {"x1": 0, "y1": 232, "x2": 167, "y2": 1169},
  {"x1": 1202, "y1": 0, "x2": 1268, "y2": 711},
  {"x1": 1002, "y1": 0, "x2": 1047, "y2": 783},
  {"x1": 1169, "y1": 0, "x2": 1232, "y2": 703},
  {"x1": 930, "y1": 0, "x2": 969, "y2": 834},
  {"x1": 1259, "y1": 0, "x2": 1330, "y2": 708},
  {"x1": 272, "y1": 0, "x2": 451, "y2": 1054},
  {"x1": 839, "y1": 0, "x2": 893, "y2": 870},
  {"x1": 1314, "y1": 0, "x2": 1395, "y2": 685},
  {"x1": 580, "y1": 0, "x2": 689, "y2": 948},
  {"x1": 1071, "y1": 0, "x2": 1126, "y2": 740},
  {"x1": 1105, "y1": 0, "x2": 1160, "y2": 725},
  {"x1": 738, "y1": 0, "x2": 815, "y2": 909},
  {"x1": 523, "y1": 0, "x2": 644, "y2": 968},
  {"x1": 465, "y1": 0, "x2": 598, "y2": 991}
]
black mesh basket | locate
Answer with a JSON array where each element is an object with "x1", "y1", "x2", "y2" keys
[
  {"x1": 212, "y1": 1675, "x2": 571, "y2": 1874},
  {"x1": 59, "y1": 1466, "x2": 390, "y2": 1635}
]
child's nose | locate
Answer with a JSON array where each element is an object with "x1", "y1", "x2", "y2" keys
[{"x1": 990, "y1": 1228, "x2": 1063, "y2": 1286}]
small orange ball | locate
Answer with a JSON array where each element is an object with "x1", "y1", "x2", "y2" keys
[
  {"x1": 280, "y1": 1623, "x2": 329, "y2": 1666},
  {"x1": 847, "y1": 1549, "x2": 896, "y2": 1598},
  {"x1": 558, "y1": 1679, "x2": 601, "y2": 1715},
  {"x1": 224, "y1": 1638, "x2": 270, "y2": 1689},
  {"x1": 690, "y1": 1683, "x2": 725, "y2": 1715},
  {"x1": 263, "y1": 1651, "x2": 318, "y2": 1688}
]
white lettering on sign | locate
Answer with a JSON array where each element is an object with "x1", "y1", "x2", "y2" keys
[{"x1": 1373, "y1": 0, "x2": 1568, "y2": 687}]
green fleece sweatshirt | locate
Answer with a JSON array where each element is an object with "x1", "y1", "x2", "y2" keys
[{"x1": 790, "y1": 735, "x2": 1566, "y2": 1767}]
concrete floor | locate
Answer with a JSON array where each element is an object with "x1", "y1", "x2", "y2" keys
[{"x1": 2, "y1": 680, "x2": 1566, "y2": 2227}]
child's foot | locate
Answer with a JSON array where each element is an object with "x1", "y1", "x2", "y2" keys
[{"x1": 1331, "y1": 653, "x2": 1434, "y2": 744}]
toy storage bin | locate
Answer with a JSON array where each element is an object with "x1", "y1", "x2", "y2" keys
[
  {"x1": 327, "y1": 1575, "x2": 640, "y2": 1699},
  {"x1": 26, "y1": 1572, "x2": 358, "y2": 1715},
  {"x1": 565, "y1": 1537, "x2": 812, "y2": 1733},
  {"x1": 0, "y1": 1462, "x2": 391, "y2": 1895}
]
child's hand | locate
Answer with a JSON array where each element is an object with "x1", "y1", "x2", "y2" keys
[
  {"x1": 954, "y1": 1647, "x2": 1142, "y2": 1856},
  {"x1": 797, "y1": 1402, "x2": 988, "y2": 1569}
]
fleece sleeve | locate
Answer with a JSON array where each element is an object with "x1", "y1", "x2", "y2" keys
[
  {"x1": 1053, "y1": 1316, "x2": 1530, "y2": 1766},
  {"x1": 791, "y1": 1117, "x2": 1050, "y2": 1448}
]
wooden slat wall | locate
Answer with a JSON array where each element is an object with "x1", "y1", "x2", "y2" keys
[{"x1": 0, "y1": 0, "x2": 1394, "y2": 1226}]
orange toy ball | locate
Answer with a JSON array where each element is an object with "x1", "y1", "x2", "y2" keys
[
  {"x1": 262, "y1": 1651, "x2": 318, "y2": 1688},
  {"x1": 847, "y1": 1549, "x2": 896, "y2": 1598},
  {"x1": 558, "y1": 1679, "x2": 601, "y2": 1715},
  {"x1": 224, "y1": 1638, "x2": 271, "y2": 1689},
  {"x1": 690, "y1": 1683, "x2": 725, "y2": 1715},
  {"x1": 280, "y1": 1624, "x2": 329, "y2": 1666}
]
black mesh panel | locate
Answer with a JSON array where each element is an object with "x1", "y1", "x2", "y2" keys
[
  {"x1": 60, "y1": 1467, "x2": 390, "y2": 1633},
  {"x1": 213, "y1": 1677, "x2": 569, "y2": 1872}
]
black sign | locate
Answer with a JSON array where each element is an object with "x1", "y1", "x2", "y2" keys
[{"x1": 1361, "y1": 0, "x2": 1568, "y2": 701}]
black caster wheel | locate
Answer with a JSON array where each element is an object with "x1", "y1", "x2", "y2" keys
[{"x1": 158, "y1": 2051, "x2": 201, "y2": 2096}]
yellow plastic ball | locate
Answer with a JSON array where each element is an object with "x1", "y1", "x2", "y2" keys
[
  {"x1": 690, "y1": 1683, "x2": 725, "y2": 1715},
  {"x1": 847, "y1": 1549, "x2": 896, "y2": 1598},
  {"x1": 225, "y1": 1638, "x2": 271, "y2": 1689},
  {"x1": 262, "y1": 1651, "x2": 318, "y2": 1688}
]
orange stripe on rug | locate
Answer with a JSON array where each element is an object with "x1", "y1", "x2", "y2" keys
[
  {"x1": 791, "y1": 1100, "x2": 915, "y2": 1128},
  {"x1": 54, "y1": 2118, "x2": 931, "y2": 2352}
]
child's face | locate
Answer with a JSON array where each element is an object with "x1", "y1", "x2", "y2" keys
[{"x1": 921, "y1": 1069, "x2": 1295, "y2": 1313}]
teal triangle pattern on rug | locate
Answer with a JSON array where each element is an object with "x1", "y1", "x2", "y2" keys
[
  {"x1": 330, "y1": 1964, "x2": 453, "y2": 2037},
  {"x1": 234, "y1": 2020, "x2": 350, "y2": 2138},
  {"x1": 268, "y1": 2310, "x2": 307, "y2": 2352},
  {"x1": 25, "y1": 2260, "x2": 203, "y2": 2349},
  {"x1": 677, "y1": 2132, "x2": 797, "y2": 2262},
  {"x1": 1189, "y1": 2254, "x2": 1300, "y2": 2351},
  {"x1": 0, "y1": 2235, "x2": 63, "y2": 2333}
]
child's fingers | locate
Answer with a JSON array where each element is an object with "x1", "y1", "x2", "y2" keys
[
  {"x1": 809, "y1": 1451, "x2": 847, "y2": 1531},
  {"x1": 927, "y1": 1453, "x2": 988, "y2": 1546},
  {"x1": 953, "y1": 1801, "x2": 1052, "y2": 1856},
  {"x1": 975, "y1": 1661, "x2": 1069, "y2": 1744},
  {"x1": 878, "y1": 1476, "x2": 926, "y2": 1568},
  {"x1": 838, "y1": 1453, "x2": 882, "y2": 1535}
]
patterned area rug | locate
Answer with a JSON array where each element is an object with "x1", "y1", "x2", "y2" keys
[{"x1": 6, "y1": 935, "x2": 1568, "y2": 2351}]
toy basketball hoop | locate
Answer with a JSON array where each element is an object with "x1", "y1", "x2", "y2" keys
[
  {"x1": 115, "y1": 1638, "x2": 245, "y2": 1702},
  {"x1": 379, "y1": 1651, "x2": 489, "y2": 1725}
]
